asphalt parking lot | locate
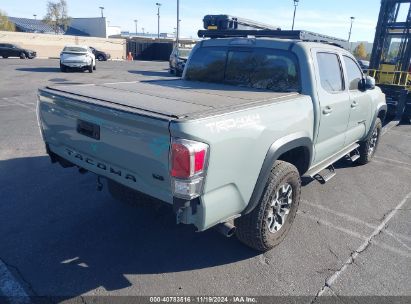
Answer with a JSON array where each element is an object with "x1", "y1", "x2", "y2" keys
[{"x1": 0, "y1": 58, "x2": 410, "y2": 302}]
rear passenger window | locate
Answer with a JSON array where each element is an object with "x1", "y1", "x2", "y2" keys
[
  {"x1": 186, "y1": 46, "x2": 300, "y2": 92},
  {"x1": 317, "y1": 53, "x2": 344, "y2": 93},
  {"x1": 225, "y1": 48, "x2": 300, "y2": 92},
  {"x1": 343, "y1": 56, "x2": 363, "y2": 90},
  {"x1": 185, "y1": 47, "x2": 227, "y2": 82}
]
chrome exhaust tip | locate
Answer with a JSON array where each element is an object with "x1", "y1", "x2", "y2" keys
[{"x1": 215, "y1": 222, "x2": 236, "y2": 238}]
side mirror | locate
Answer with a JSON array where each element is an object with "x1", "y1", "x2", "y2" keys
[
  {"x1": 359, "y1": 76, "x2": 375, "y2": 91},
  {"x1": 365, "y1": 76, "x2": 375, "y2": 90}
]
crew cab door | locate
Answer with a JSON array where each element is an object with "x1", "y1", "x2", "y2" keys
[
  {"x1": 0, "y1": 44, "x2": 11, "y2": 57},
  {"x1": 342, "y1": 55, "x2": 372, "y2": 145},
  {"x1": 312, "y1": 50, "x2": 351, "y2": 163},
  {"x1": 7, "y1": 44, "x2": 18, "y2": 56}
]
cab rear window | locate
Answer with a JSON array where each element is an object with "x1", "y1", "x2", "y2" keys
[{"x1": 185, "y1": 46, "x2": 300, "y2": 92}]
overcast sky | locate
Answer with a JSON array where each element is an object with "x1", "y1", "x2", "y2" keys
[{"x1": 0, "y1": 0, "x2": 398, "y2": 42}]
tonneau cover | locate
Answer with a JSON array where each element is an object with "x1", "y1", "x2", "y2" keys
[{"x1": 45, "y1": 79, "x2": 299, "y2": 119}]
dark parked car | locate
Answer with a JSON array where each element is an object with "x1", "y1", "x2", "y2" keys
[
  {"x1": 358, "y1": 59, "x2": 370, "y2": 71},
  {"x1": 0, "y1": 43, "x2": 36, "y2": 59},
  {"x1": 89, "y1": 47, "x2": 111, "y2": 61},
  {"x1": 169, "y1": 47, "x2": 192, "y2": 76}
]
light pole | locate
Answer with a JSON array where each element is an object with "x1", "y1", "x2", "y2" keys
[
  {"x1": 292, "y1": 0, "x2": 299, "y2": 30},
  {"x1": 134, "y1": 19, "x2": 138, "y2": 35},
  {"x1": 348, "y1": 16, "x2": 355, "y2": 42},
  {"x1": 176, "y1": 0, "x2": 180, "y2": 47},
  {"x1": 99, "y1": 6, "x2": 104, "y2": 18},
  {"x1": 156, "y1": 2, "x2": 162, "y2": 38},
  {"x1": 33, "y1": 14, "x2": 37, "y2": 20}
]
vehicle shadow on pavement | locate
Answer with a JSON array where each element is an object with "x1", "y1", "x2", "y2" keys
[
  {"x1": 15, "y1": 67, "x2": 61, "y2": 73},
  {"x1": 0, "y1": 156, "x2": 257, "y2": 297},
  {"x1": 128, "y1": 70, "x2": 174, "y2": 77}
]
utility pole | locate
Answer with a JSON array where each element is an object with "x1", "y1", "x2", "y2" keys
[
  {"x1": 99, "y1": 6, "x2": 104, "y2": 18},
  {"x1": 292, "y1": 0, "x2": 299, "y2": 30},
  {"x1": 156, "y1": 3, "x2": 162, "y2": 38},
  {"x1": 176, "y1": 0, "x2": 180, "y2": 47},
  {"x1": 134, "y1": 19, "x2": 138, "y2": 35},
  {"x1": 348, "y1": 16, "x2": 355, "y2": 42}
]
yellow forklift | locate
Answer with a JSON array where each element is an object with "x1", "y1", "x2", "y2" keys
[{"x1": 368, "y1": 0, "x2": 411, "y2": 122}]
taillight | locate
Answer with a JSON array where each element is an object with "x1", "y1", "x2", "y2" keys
[
  {"x1": 170, "y1": 138, "x2": 209, "y2": 200},
  {"x1": 171, "y1": 139, "x2": 208, "y2": 178}
]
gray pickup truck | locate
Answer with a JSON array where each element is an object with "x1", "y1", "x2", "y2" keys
[{"x1": 37, "y1": 36, "x2": 386, "y2": 252}]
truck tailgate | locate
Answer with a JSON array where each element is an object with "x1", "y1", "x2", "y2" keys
[{"x1": 38, "y1": 88, "x2": 173, "y2": 204}]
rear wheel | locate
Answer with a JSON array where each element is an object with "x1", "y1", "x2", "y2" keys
[
  {"x1": 235, "y1": 160, "x2": 301, "y2": 252},
  {"x1": 88, "y1": 64, "x2": 93, "y2": 73},
  {"x1": 97, "y1": 54, "x2": 104, "y2": 61},
  {"x1": 60, "y1": 63, "x2": 67, "y2": 72},
  {"x1": 2, "y1": 56, "x2": 8, "y2": 59},
  {"x1": 20, "y1": 52, "x2": 26, "y2": 59},
  {"x1": 357, "y1": 118, "x2": 381, "y2": 165}
]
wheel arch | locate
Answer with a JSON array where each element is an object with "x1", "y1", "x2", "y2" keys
[
  {"x1": 365, "y1": 104, "x2": 387, "y2": 140},
  {"x1": 242, "y1": 132, "x2": 312, "y2": 215}
]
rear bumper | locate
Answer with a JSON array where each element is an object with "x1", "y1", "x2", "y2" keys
[{"x1": 61, "y1": 61, "x2": 91, "y2": 68}]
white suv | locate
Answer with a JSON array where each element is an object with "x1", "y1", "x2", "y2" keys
[{"x1": 60, "y1": 45, "x2": 96, "y2": 73}]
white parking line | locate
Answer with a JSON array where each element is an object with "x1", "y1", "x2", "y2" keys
[
  {"x1": 374, "y1": 156, "x2": 411, "y2": 167},
  {"x1": 373, "y1": 159, "x2": 411, "y2": 172},
  {"x1": 1, "y1": 99, "x2": 35, "y2": 112},
  {"x1": 316, "y1": 191, "x2": 411, "y2": 297},
  {"x1": 302, "y1": 200, "x2": 411, "y2": 243},
  {"x1": 381, "y1": 119, "x2": 400, "y2": 136},
  {"x1": 102, "y1": 81, "x2": 139, "y2": 85},
  {"x1": 0, "y1": 260, "x2": 30, "y2": 303},
  {"x1": 298, "y1": 211, "x2": 411, "y2": 258}
]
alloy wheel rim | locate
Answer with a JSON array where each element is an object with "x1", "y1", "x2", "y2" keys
[
  {"x1": 368, "y1": 128, "x2": 379, "y2": 156},
  {"x1": 266, "y1": 183, "x2": 293, "y2": 233}
]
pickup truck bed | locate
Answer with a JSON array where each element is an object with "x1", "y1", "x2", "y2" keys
[{"x1": 42, "y1": 79, "x2": 299, "y2": 120}]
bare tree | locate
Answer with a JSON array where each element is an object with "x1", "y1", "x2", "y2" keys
[
  {"x1": 0, "y1": 10, "x2": 16, "y2": 31},
  {"x1": 43, "y1": 0, "x2": 71, "y2": 34}
]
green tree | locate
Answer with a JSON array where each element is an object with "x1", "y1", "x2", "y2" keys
[
  {"x1": 353, "y1": 43, "x2": 367, "y2": 60},
  {"x1": 43, "y1": 0, "x2": 71, "y2": 34},
  {"x1": 0, "y1": 10, "x2": 16, "y2": 31}
]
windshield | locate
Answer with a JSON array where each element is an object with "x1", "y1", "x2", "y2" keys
[
  {"x1": 178, "y1": 49, "x2": 191, "y2": 58},
  {"x1": 185, "y1": 46, "x2": 300, "y2": 92},
  {"x1": 63, "y1": 46, "x2": 87, "y2": 53}
]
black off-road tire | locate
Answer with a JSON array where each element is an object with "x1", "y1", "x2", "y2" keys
[
  {"x1": 97, "y1": 54, "x2": 104, "y2": 61},
  {"x1": 235, "y1": 160, "x2": 301, "y2": 252},
  {"x1": 357, "y1": 118, "x2": 382, "y2": 165},
  {"x1": 20, "y1": 52, "x2": 26, "y2": 59},
  {"x1": 2, "y1": 55, "x2": 8, "y2": 58},
  {"x1": 88, "y1": 65, "x2": 93, "y2": 73},
  {"x1": 93, "y1": 63, "x2": 96, "y2": 70}
]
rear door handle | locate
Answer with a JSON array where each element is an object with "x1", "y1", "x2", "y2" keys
[
  {"x1": 351, "y1": 100, "x2": 358, "y2": 108},
  {"x1": 322, "y1": 106, "x2": 333, "y2": 115}
]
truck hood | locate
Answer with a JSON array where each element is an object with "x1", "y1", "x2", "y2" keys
[{"x1": 45, "y1": 79, "x2": 299, "y2": 119}]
